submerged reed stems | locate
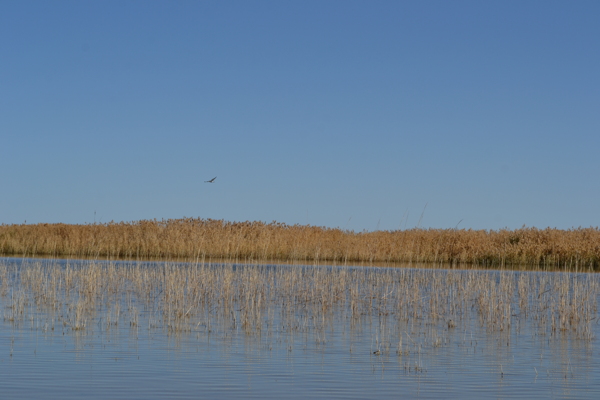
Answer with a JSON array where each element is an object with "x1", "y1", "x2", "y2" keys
[{"x1": 1, "y1": 260, "x2": 597, "y2": 344}]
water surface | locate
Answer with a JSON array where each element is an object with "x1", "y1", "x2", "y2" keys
[{"x1": 1, "y1": 257, "x2": 599, "y2": 399}]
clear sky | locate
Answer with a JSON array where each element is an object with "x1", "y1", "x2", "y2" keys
[{"x1": 1, "y1": 1, "x2": 599, "y2": 231}]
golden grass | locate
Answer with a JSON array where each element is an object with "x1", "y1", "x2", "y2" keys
[{"x1": 1, "y1": 218, "x2": 600, "y2": 268}]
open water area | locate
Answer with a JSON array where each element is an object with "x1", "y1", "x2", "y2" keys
[{"x1": 1, "y1": 257, "x2": 599, "y2": 399}]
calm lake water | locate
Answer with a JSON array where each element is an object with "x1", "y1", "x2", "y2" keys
[{"x1": 1, "y1": 257, "x2": 599, "y2": 399}]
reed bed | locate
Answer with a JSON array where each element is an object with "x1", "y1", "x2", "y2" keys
[
  {"x1": 1, "y1": 260, "x2": 598, "y2": 351},
  {"x1": 1, "y1": 219, "x2": 600, "y2": 268}
]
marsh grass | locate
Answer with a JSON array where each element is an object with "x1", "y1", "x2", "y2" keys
[
  {"x1": 1, "y1": 219, "x2": 600, "y2": 268},
  {"x1": 1, "y1": 260, "x2": 598, "y2": 360}
]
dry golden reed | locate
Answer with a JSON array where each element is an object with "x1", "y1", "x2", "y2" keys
[{"x1": 1, "y1": 218, "x2": 599, "y2": 268}]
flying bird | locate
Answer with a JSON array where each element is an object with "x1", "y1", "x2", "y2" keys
[{"x1": 205, "y1": 176, "x2": 217, "y2": 183}]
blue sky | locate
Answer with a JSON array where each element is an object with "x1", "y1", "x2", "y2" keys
[{"x1": 1, "y1": 1, "x2": 599, "y2": 231}]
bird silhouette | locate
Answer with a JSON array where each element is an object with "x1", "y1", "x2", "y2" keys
[{"x1": 205, "y1": 176, "x2": 217, "y2": 183}]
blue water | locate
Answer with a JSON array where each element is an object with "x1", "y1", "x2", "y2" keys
[{"x1": 1, "y1": 257, "x2": 599, "y2": 399}]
